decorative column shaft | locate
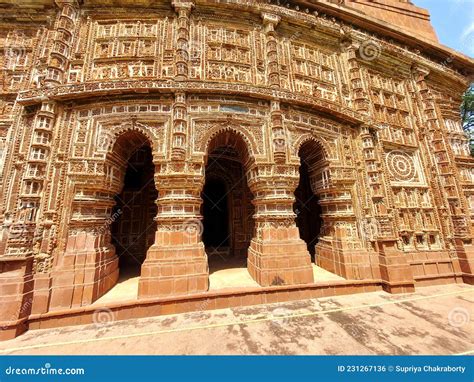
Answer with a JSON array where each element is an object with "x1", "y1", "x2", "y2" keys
[
  {"x1": 138, "y1": 163, "x2": 209, "y2": 298},
  {"x1": 0, "y1": 101, "x2": 58, "y2": 338},
  {"x1": 262, "y1": 13, "x2": 280, "y2": 89},
  {"x1": 247, "y1": 164, "x2": 314, "y2": 286},
  {"x1": 261, "y1": 13, "x2": 287, "y2": 163},
  {"x1": 45, "y1": 0, "x2": 80, "y2": 86},
  {"x1": 346, "y1": 44, "x2": 370, "y2": 115},
  {"x1": 172, "y1": 0, "x2": 194, "y2": 80},
  {"x1": 171, "y1": 92, "x2": 188, "y2": 161}
]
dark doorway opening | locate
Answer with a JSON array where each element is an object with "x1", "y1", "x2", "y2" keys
[
  {"x1": 202, "y1": 137, "x2": 255, "y2": 274},
  {"x1": 294, "y1": 158, "x2": 323, "y2": 261},
  {"x1": 202, "y1": 178, "x2": 230, "y2": 248},
  {"x1": 111, "y1": 145, "x2": 157, "y2": 279}
]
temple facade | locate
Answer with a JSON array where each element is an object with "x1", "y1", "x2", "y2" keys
[{"x1": 0, "y1": 0, "x2": 473, "y2": 339}]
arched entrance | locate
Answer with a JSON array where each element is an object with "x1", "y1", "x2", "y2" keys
[
  {"x1": 295, "y1": 140, "x2": 327, "y2": 263},
  {"x1": 202, "y1": 132, "x2": 255, "y2": 273},
  {"x1": 202, "y1": 177, "x2": 230, "y2": 249},
  {"x1": 110, "y1": 132, "x2": 157, "y2": 281}
]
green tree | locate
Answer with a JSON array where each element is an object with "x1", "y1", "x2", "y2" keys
[{"x1": 460, "y1": 84, "x2": 474, "y2": 156}]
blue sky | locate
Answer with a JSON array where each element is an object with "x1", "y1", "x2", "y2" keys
[{"x1": 414, "y1": 0, "x2": 474, "y2": 57}]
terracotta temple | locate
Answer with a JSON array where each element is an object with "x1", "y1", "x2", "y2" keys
[{"x1": 0, "y1": 0, "x2": 473, "y2": 340}]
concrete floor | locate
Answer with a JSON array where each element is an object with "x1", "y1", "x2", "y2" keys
[
  {"x1": 94, "y1": 259, "x2": 343, "y2": 305},
  {"x1": 1, "y1": 283, "x2": 472, "y2": 355}
]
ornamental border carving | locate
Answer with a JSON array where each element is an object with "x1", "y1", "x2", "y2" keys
[
  {"x1": 17, "y1": 80, "x2": 366, "y2": 125},
  {"x1": 192, "y1": 118, "x2": 264, "y2": 158}
]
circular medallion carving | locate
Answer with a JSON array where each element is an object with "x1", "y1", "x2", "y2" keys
[{"x1": 386, "y1": 150, "x2": 416, "y2": 181}]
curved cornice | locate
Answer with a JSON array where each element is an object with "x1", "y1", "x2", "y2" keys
[{"x1": 17, "y1": 79, "x2": 368, "y2": 126}]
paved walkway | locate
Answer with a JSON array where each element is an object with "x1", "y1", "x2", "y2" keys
[
  {"x1": 94, "y1": 263, "x2": 342, "y2": 304},
  {"x1": 0, "y1": 284, "x2": 472, "y2": 355}
]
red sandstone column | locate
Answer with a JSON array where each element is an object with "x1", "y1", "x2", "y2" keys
[
  {"x1": 138, "y1": 171, "x2": 209, "y2": 298},
  {"x1": 247, "y1": 164, "x2": 314, "y2": 286}
]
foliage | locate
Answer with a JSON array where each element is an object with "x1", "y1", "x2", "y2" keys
[{"x1": 460, "y1": 84, "x2": 474, "y2": 156}]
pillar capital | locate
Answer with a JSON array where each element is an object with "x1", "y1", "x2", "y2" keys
[
  {"x1": 172, "y1": 0, "x2": 195, "y2": 14},
  {"x1": 411, "y1": 63, "x2": 430, "y2": 81},
  {"x1": 261, "y1": 12, "x2": 280, "y2": 34},
  {"x1": 54, "y1": 0, "x2": 80, "y2": 8}
]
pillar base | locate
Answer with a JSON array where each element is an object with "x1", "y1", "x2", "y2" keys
[
  {"x1": 138, "y1": 239, "x2": 209, "y2": 298},
  {"x1": 247, "y1": 226, "x2": 314, "y2": 286},
  {"x1": 381, "y1": 281, "x2": 416, "y2": 294},
  {"x1": 0, "y1": 318, "x2": 28, "y2": 341},
  {"x1": 377, "y1": 239, "x2": 415, "y2": 294},
  {"x1": 455, "y1": 240, "x2": 474, "y2": 284},
  {"x1": 0, "y1": 257, "x2": 33, "y2": 340},
  {"x1": 49, "y1": 233, "x2": 119, "y2": 310},
  {"x1": 317, "y1": 240, "x2": 381, "y2": 280}
]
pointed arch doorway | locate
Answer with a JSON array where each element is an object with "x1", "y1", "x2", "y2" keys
[
  {"x1": 202, "y1": 131, "x2": 255, "y2": 277},
  {"x1": 109, "y1": 131, "x2": 158, "y2": 283}
]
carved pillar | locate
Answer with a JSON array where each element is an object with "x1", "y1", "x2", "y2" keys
[
  {"x1": 171, "y1": 92, "x2": 188, "y2": 161},
  {"x1": 138, "y1": 162, "x2": 208, "y2": 298},
  {"x1": 172, "y1": 0, "x2": 194, "y2": 81},
  {"x1": 49, "y1": 186, "x2": 119, "y2": 310},
  {"x1": 261, "y1": 13, "x2": 287, "y2": 164},
  {"x1": 262, "y1": 12, "x2": 280, "y2": 89},
  {"x1": 313, "y1": 163, "x2": 381, "y2": 281},
  {"x1": 45, "y1": 0, "x2": 80, "y2": 86},
  {"x1": 411, "y1": 65, "x2": 474, "y2": 284},
  {"x1": 0, "y1": 100, "x2": 59, "y2": 337},
  {"x1": 360, "y1": 125, "x2": 415, "y2": 293},
  {"x1": 247, "y1": 164, "x2": 314, "y2": 286},
  {"x1": 345, "y1": 44, "x2": 370, "y2": 115},
  {"x1": 270, "y1": 100, "x2": 287, "y2": 164},
  {"x1": 49, "y1": 125, "x2": 127, "y2": 310}
]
